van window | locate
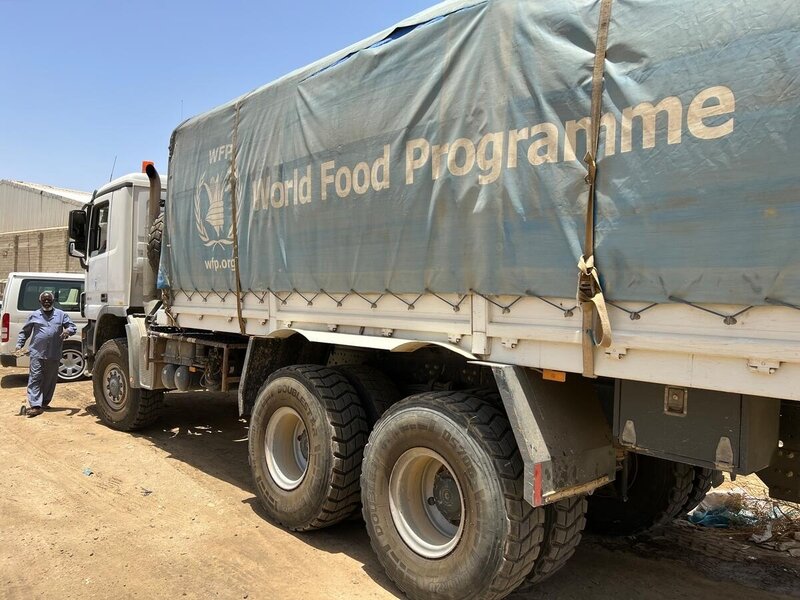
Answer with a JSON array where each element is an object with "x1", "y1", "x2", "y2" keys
[{"x1": 17, "y1": 279, "x2": 84, "y2": 312}]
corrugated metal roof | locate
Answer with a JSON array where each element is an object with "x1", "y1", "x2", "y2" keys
[
  {"x1": 1, "y1": 180, "x2": 91, "y2": 205},
  {"x1": 0, "y1": 180, "x2": 92, "y2": 233}
]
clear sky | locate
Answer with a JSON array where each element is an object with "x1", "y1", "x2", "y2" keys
[{"x1": 0, "y1": 0, "x2": 437, "y2": 193}]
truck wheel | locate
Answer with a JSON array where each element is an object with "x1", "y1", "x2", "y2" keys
[
  {"x1": 92, "y1": 338, "x2": 164, "y2": 431},
  {"x1": 465, "y1": 390, "x2": 587, "y2": 586},
  {"x1": 361, "y1": 391, "x2": 545, "y2": 600},
  {"x1": 249, "y1": 365, "x2": 368, "y2": 531},
  {"x1": 676, "y1": 467, "x2": 717, "y2": 516},
  {"x1": 526, "y1": 495, "x2": 588, "y2": 585},
  {"x1": 58, "y1": 341, "x2": 85, "y2": 382},
  {"x1": 586, "y1": 454, "x2": 693, "y2": 535},
  {"x1": 147, "y1": 212, "x2": 163, "y2": 272},
  {"x1": 333, "y1": 364, "x2": 401, "y2": 426}
]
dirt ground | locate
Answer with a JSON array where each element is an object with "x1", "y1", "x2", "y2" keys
[{"x1": 1, "y1": 367, "x2": 797, "y2": 600}]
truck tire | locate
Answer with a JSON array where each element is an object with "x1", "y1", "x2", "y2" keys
[
  {"x1": 92, "y1": 338, "x2": 164, "y2": 431},
  {"x1": 333, "y1": 364, "x2": 401, "y2": 426},
  {"x1": 361, "y1": 391, "x2": 545, "y2": 600},
  {"x1": 58, "y1": 341, "x2": 85, "y2": 383},
  {"x1": 147, "y1": 212, "x2": 163, "y2": 272},
  {"x1": 586, "y1": 454, "x2": 693, "y2": 536},
  {"x1": 468, "y1": 385, "x2": 587, "y2": 586},
  {"x1": 249, "y1": 365, "x2": 368, "y2": 531},
  {"x1": 676, "y1": 467, "x2": 717, "y2": 516},
  {"x1": 526, "y1": 495, "x2": 588, "y2": 585}
]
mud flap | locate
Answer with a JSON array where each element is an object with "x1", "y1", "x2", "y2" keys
[
  {"x1": 475, "y1": 363, "x2": 616, "y2": 507},
  {"x1": 125, "y1": 315, "x2": 149, "y2": 390}
]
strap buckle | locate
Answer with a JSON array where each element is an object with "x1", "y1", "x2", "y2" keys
[
  {"x1": 583, "y1": 151, "x2": 597, "y2": 185},
  {"x1": 577, "y1": 255, "x2": 598, "y2": 302},
  {"x1": 577, "y1": 255, "x2": 612, "y2": 351}
]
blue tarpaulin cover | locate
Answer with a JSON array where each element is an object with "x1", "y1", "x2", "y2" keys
[{"x1": 162, "y1": 0, "x2": 800, "y2": 306}]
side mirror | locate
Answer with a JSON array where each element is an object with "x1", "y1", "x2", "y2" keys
[
  {"x1": 68, "y1": 210, "x2": 88, "y2": 253},
  {"x1": 67, "y1": 240, "x2": 83, "y2": 259},
  {"x1": 68, "y1": 241, "x2": 88, "y2": 271}
]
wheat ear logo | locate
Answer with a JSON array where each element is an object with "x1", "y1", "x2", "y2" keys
[{"x1": 194, "y1": 171, "x2": 234, "y2": 248}]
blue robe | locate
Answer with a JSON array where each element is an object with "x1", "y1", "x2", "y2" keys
[{"x1": 17, "y1": 308, "x2": 77, "y2": 407}]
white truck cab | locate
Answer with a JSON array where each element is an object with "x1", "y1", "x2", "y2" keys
[
  {"x1": 81, "y1": 173, "x2": 162, "y2": 321},
  {"x1": 67, "y1": 170, "x2": 166, "y2": 372},
  {"x1": 0, "y1": 272, "x2": 86, "y2": 382}
]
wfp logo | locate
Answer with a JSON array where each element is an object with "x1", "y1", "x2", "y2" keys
[{"x1": 194, "y1": 171, "x2": 234, "y2": 248}]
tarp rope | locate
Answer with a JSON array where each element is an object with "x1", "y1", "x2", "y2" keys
[
  {"x1": 578, "y1": 0, "x2": 614, "y2": 378},
  {"x1": 229, "y1": 102, "x2": 247, "y2": 334}
]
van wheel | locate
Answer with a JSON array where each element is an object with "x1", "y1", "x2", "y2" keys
[
  {"x1": 249, "y1": 365, "x2": 368, "y2": 531},
  {"x1": 361, "y1": 391, "x2": 545, "y2": 600},
  {"x1": 58, "y1": 342, "x2": 85, "y2": 382},
  {"x1": 92, "y1": 338, "x2": 163, "y2": 430}
]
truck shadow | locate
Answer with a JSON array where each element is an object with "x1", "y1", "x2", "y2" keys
[
  {"x1": 242, "y1": 497, "x2": 402, "y2": 598},
  {"x1": 133, "y1": 390, "x2": 402, "y2": 598},
  {"x1": 133, "y1": 391, "x2": 252, "y2": 492},
  {"x1": 1, "y1": 373, "x2": 28, "y2": 389}
]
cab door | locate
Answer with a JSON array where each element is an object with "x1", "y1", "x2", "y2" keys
[{"x1": 84, "y1": 196, "x2": 111, "y2": 320}]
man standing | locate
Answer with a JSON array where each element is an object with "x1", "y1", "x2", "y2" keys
[{"x1": 16, "y1": 291, "x2": 77, "y2": 418}]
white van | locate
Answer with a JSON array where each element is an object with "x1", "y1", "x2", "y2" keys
[{"x1": 0, "y1": 272, "x2": 86, "y2": 382}]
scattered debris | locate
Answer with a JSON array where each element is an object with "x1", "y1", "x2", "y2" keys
[
  {"x1": 141, "y1": 488, "x2": 153, "y2": 497},
  {"x1": 689, "y1": 507, "x2": 757, "y2": 528},
  {"x1": 772, "y1": 540, "x2": 800, "y2": 552},
  {"x1": 685, "y1": 477, "x2": 800, "y2": 562},
  {"x1": 749, "y1": 522, "x2": 773, "y2": 544}
]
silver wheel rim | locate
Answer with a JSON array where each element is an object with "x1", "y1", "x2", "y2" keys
[
  {"x1": 103, "y1": 363, "x2": 127, "y2": 410},
  {"x1": 265, "y1": 406, "x2": 309, "y2": 491},
  {"x1": 389, "y1": 448, "x2": 465, "y2": 558},
  {"x1": 59, "y1": 349, "x2": 84, "y2": 380}
]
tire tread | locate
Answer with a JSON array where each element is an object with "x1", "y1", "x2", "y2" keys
[
  {"x1": 333, "y1": 364, "x2": 401, "y2": 425},
  {"x1": 261, "y1": 364, "x2": 368, "y2": 531},
  {"x1": 587, "y1": 455, "x2": 694, "y2": 535},
  {"x1": 364, "y1": 391, "x2": 545, "y2": 600},
  {"x1": 526, "y1": 495, "x2": 587, "y2": 585},
  {"x1": 93, "y1": 338, "x2": 163, "y2": 431},
  {"x1": 677, "y1": 467, "x2": 715, "y2": 516},
  {"x1": 147, "y1": 212, "x2": 163, "y2": 272}
]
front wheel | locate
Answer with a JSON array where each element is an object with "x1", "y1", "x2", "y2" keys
[
  {"x1": 361, "y1": 391, "x2": 545, "y2": 600},
  {"x1": 58, "y1": 342, "x2": 85, "y2": 382},
  {"x1": 92, "y1": 338, "x2": 163, "y2": 431}
]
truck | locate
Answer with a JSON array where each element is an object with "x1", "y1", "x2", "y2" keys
[{"x1": 66, "y1": 1, "x2": 799, "y2": 598}]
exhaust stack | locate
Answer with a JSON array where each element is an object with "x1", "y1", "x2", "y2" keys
[{"x1": 144, "y1": 163, "x2": 161, "y2": 303}]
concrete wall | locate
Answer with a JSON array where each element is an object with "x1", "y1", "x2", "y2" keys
[{"x1": 0, "y1": 227, "x2": 82, "y2": 296}]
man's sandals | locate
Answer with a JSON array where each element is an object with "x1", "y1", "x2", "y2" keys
[{"x1": 25, "y1": 406, "x2": 43, "y2": 418}]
